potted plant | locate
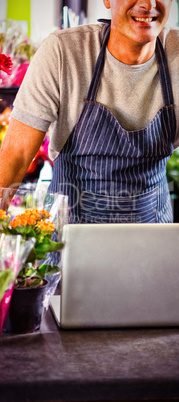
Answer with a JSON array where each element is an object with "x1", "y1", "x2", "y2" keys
[{"x1": 0, "y1": 208, "x2": 64, "y2": 333}]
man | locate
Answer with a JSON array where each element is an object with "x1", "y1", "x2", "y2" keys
[{"x1": 0, "y1": 0, "x2": 178, "y2": 224}]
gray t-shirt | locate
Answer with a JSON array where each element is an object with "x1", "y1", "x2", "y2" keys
[{"x1": 11, "y1": 22, "x2": 179, "y2": 161}]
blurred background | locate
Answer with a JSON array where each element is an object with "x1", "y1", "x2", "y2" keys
[{"x1": 1, "y1": 0, "x2": 178, "y2": 42}]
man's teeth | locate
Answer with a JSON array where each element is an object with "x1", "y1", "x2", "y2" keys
[{"x1": 134, "y1": 17, "x2": 153, "y2": 22}]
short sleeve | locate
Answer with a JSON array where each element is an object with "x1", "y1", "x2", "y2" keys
[{"x1": 12, "y1": 32, "x2": 61, "y2": 126}]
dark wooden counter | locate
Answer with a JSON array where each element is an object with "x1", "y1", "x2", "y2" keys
[{"x1": 0, "y1": 306, "x2": 179, "y2": 402}]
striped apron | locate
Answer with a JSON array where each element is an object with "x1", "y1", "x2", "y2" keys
[{"x1": 48, "y1": 24, "x2": 176, "y2": 226}]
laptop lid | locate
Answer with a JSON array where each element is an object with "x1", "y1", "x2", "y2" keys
[{"x1": 50, "y1": 223, "x2": 179, "y2": 328}]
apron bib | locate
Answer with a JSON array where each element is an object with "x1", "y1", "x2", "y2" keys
[{"x1": 49, "y1": 24, "x2": 176, "y2": 225}]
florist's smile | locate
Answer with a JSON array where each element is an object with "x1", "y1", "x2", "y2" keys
[
  {"x1": 130, "y1": 7, "x2": 160, "y2": 27},
  {"x1": 131, "y1": 14, "x2": 158, "y2": 23}
]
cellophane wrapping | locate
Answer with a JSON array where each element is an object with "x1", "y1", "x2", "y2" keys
[{"x1": 0, "y1": 234, "x2": 36, "y2": 334}]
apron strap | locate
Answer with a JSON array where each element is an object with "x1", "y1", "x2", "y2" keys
[
  {"x1": 155, "y1": 36, "x2": 175, "y2": 107},
  {"x1": 85, "y1": 23, "x2": 110, "y2": 102}
]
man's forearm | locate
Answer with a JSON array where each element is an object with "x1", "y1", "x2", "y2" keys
[
  {"x1": 0, "y1": 117, "x2": 46, "y2": 189},
  {"x1": 0, "y1": 146, "x2": 29, "y2": 190}
]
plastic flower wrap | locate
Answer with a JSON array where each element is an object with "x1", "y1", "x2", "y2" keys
[
  {"x1": 1, "y1": 187, "x2": 68, "y2": 240},
  {"x1": 0, "y1": 189, "x2": 68, "y2": 310},
  {"x1": 0, "y1": 233, "x2": 36, "y2": 334},
  {"x1": 0, "y1": 19, "x2": 37, "y2": 87},
  {"x1": 0, "y1": 208, "x2": 64, "y2": 270}
]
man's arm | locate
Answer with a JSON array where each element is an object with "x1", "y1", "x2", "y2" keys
[{"x1": 0, "y1": 117, "x2": 46, "y2": 189}]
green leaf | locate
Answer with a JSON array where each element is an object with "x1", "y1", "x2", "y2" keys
[
  {"x1": 35, "y1": 238, "x2": 64, "y2": 257},
  {"x1": 25, "y1": 247, "x2": 37, "y2": 264},
  {"x1": 37, "y1": 264, "x2": 61, "y2": 276}
]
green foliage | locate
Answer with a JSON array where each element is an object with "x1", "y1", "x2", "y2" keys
[
  {"x1": 166, "y1": 149, "x2": 179, "y2": 195},
  {"x1": 37, "y1": 264, "x2": 60, "y2": 277},
  {"x1": 0, "y1": 269, "x2": 15, "y2": 301}
]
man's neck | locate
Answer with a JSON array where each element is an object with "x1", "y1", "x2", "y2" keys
[{"x1": 107, "y1": 32, "x2": 156, "y2": 65}]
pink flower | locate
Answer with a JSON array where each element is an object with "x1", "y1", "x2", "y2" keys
[
  {"x1": 0, "y1": 54, "x2": 13, "y2": 75},
  {"x1": 11, "y1": 196, "x2": 23, "y2": 206}
]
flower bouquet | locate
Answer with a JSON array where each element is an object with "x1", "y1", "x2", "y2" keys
[
  {"x1": 0, "y1": 206, "x2": 65, "y2": 333},
  {"x1": 0, "y1": 233, "x2": 36, "y2": 334},
  {"x1": 0, "y1": 208, "x2": 64, "y2": 287}
]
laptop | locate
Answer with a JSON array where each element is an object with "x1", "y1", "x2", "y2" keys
[{"x1": 50, "y1": 223, "x2": 179, "y2": 328}]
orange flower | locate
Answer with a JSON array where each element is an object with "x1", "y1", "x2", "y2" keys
[
  {"x1": 36, "y1": 220, "x2": 55, "y2": 232},
  {"x1": 24, "y1": 209, "x2": 39, "y2": 220},
  {"x1": 0, "y1": 209, "x2": 7, "y2": 220},
  {"x1": 22, "y1": 208, "x2": 51, "y2": 222},
  {"x1": 27, "y1": 215, "x2": 38, "y2": 225},
  {"x1": 20, "y1": 217, "x2": 28, "y2": 226},
  {"x1": 39, "y1": 210, "x2": 51, "y2": 219},
  {"x1": 9, "y1": 208, "x2": 53, "y2": 230},
  {"x1": 10, "y1": 216, "x2": 23, "y2": 227}
]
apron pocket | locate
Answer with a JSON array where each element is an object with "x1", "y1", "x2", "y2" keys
[{"x1": 81, "y1": 188, "x2": 158, "y2": 224}]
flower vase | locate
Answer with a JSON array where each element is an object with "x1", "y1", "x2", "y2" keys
[{"x1": 3, "y1": 279, "x2": 48, "y2": 334}]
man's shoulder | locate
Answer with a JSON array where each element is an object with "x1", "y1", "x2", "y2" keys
[
  {"x1": 160, "y1": 25, "x2": 179, "y2": 50},
  {"x1": 52, "y1": 23, "x2": 106, "y2": 45},
  {"x1": 45, "y1": 23, "x2": 108, "y2": 64}
]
